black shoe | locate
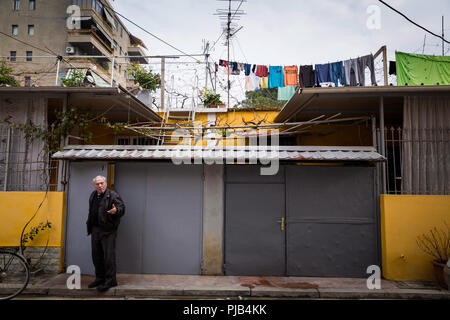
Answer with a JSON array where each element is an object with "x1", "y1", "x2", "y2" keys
[
  {"x1": 88, "y1": 279, "x2": 105, "y2": 288},
  {"x1": 96, "y1": 281, "x2": 117, "y2": 292}
]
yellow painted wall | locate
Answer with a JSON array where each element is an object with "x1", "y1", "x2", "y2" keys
[
  {"x1": 380, "y1": 195, "x2": 450, "y2": 280},
  {"x1": 0, "y1": 192, "x2": 66, "y2": 247}
]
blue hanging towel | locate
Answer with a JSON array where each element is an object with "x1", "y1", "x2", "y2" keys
[
  {"x1": 244, "y1": 63, "x2": 251, "y2": 76},
  {"x1": 314, "y1": 63, "x2": 333, "y2": 85},
  {"x1": 331, "y1": 61, "x2": 346, "y2": 86},
  {"x1": 268, "y1": 66, "x2": 284, "y2": 88},
  {"x1": 277, "y1": 85, "x2": 297, "y2": 100}
]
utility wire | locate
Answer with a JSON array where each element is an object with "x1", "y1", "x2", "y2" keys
[
  {"x1": 0, "y1": 31, "x2": 54, "y2": 55},
  {"x1": 378, "y1": 0, "x2": 450, "y2": 45},
  {"x1": 107, "y1": 7, "x2": 200, "y2": 61}
]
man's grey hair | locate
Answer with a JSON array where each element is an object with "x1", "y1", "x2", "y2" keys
[{"x1": 93, "y1": 175, "x2": 107, "y2": 183}]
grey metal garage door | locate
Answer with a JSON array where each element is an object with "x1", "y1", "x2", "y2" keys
[
  {"x1": 114, "y1": 162, "x2": 203, "y2": 274},
  {"x1": 224, "y1": 164, "x2": 379, "y2": 277},
  {"x1": 65, "y1": 162, "x2": 108, "y2": 275},
  {"x1": 286, "y1": 165, "x2": 379, "y2": 277}
]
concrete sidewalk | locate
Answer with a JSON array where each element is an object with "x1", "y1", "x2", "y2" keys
[{"x1": 8, "y1": 273, "x2": 449, "y2": 299}]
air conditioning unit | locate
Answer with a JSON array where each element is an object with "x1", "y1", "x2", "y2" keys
[{"x1": 66, "y1": 46, "x2": 75, "y2": 54}]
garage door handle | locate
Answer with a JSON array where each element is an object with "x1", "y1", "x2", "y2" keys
[{"x1": 276, "y1": 217, "x2": 285, "y2": 231}]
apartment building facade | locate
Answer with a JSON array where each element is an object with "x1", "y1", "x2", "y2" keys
[{"x1": 0, "y1": 0, "x2": 148, "y2": 87}]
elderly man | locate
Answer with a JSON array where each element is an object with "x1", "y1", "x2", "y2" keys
[{"x1": 86, "y1": 175, "x2": 125, "y2": 292}]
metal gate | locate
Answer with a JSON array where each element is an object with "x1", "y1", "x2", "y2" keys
[
  {"x1": 65, "y1": 162, "x2": 108, "y2": 275},
  {"x1": 114, "y1": 162, "x2": 203, "y2": 274},
  {"x1": 286, "y1": 165, "x2": 378, "y2": 277},
  {"x1": 225, "y1": 165, "x2": 286, "y2": 276},
  {"x1": 224, "y1": 164, "x2": 379, "y2": 277},
  {"x1": 65, "y1": 161, "x2": 203, "y2": 275}
]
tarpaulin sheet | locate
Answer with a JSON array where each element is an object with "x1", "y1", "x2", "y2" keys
[{"x1": 396, "y1": 51, "x2": 450, "y2": 85}]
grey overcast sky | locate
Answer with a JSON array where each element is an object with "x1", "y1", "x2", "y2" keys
[
  {"x1": 111, "y1": 0, "x2": 449, "y2": 105},
  {"x1": 113, "y1": 0, "x2": 449, "y2": 64}
]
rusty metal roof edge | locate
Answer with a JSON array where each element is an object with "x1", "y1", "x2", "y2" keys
[
  {"x1": 274, "y1": 85, "x2": 450, "y2": 123},
  {"x1": 57, "y1": 145, "x2": 379, "y2": 151}
]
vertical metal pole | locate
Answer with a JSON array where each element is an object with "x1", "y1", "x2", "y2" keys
[
  {"x1": 205, "y1": 58, "x2": 209, "y2": 89},
  {"x1": 227, "y1": 0, "x2": 231, "y2": 109},
  {"x1": 214, "y1": 63, "x2": 217, "y2": 93},
  {"x1": 55, "y1": 58, "x2": 61, "y2": 86},
  {"x1": 371, "y1": 115, "x2": 377, "y2": 148},
  {"x1": 161, "y1": 57, "x2": 166, "y2": 110},
  {"x1": 57, "y1": 95, "x2": 68, "y2": 192},
  {"x1": 3, "y1": 127, "x2": 11, "y2": 191},
  {"x1": 111, "y1": 56, "x2": 115, "y2": 86},
  {"x1": 379, "y1": 96, "x2": 386, "y2": 194},
  {"x1": 383, "y1": 45, "x2": 388, "y2": 86},
  {"x1": 442, "y1": 16, "x2": 445, "y2": 56}
]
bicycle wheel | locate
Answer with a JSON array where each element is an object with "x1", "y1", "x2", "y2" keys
[{"x1": 0, "y1": 251, "x2": 30, "y2": 300}]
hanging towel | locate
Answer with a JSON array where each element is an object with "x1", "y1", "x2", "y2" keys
[
  {"x1": 260, "y1": 77, "x2": 268, "y2": 88},
  {"x1": 250, "y1": 71, "x2": 260, "y2": 90},
  {"x1": 299, "y1": 65, "x2": 314, "y2": 88},
  {"x1": 244, "y1": 63, "x2": 251, "y2": 76},
  {"x1": 231, "y1": 61, "x2": 241, "y2": 75},
  {"x1": 314, "y1": 63, "x2": 333, "y2": 85},
  {"x1": 277, "y1": 85, "x2": 297, "y2": 100},
  {"x1": 331, "y1": 61, "x2": 346, "y2": 87},
  {"x1": 357, "y1": 54, "x2": 376, "y2": 86},
  {"x1": 245, "y1": 76, "x2": 253, "y2": 91},
  {"x1": 256, "y1": 65, "x2": 269, "y2": 77},
  {"x1": 283, "y1": 66, "x2": 299, "y2": 86},
  {"x1": 268, "y1": 66, "x2": 284, "y2": 88},
  {"x1": 344, "y1": 59, "x2": 359, "y2": 86},
  {"x1": 389, "y1": 61, "x2": 396, "y2": 75}
]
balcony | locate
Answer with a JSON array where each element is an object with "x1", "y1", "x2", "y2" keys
[
  {"x1": 128, "y1": 34, "x2": 149, "y2": 64},
  {"x1": 128, "y1": 46, "x2": 148, "y2": 64},
  {"x1": 67, "y1": 16, "x2": 114, "y2": 57}
]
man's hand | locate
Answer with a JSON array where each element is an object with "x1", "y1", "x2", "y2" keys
[{"x1": 107, "y1": 203, "x2": 117, "y2": 215}]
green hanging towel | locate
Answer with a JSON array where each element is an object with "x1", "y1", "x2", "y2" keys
[
  {"x1": 396, "y1": 51, "x2": 450, "y2": 86},
  {"x1": 277, "y1": 85, "x2": 297, "y2": 100}
]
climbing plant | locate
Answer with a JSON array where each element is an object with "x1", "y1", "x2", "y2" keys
[{"x1": 0, "y1": 62, "x2": 19, "y2": 87}]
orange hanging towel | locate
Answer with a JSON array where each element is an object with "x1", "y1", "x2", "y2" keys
[{"x1": 284, "y1": 65, "x2": 299, "y2": 86}]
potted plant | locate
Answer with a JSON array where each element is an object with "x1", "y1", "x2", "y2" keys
[
  {"x1": 416, "y1": 222, "x2": 450, "y2": 289},
  {"x1": 199, "y1": 88, "x2": 224, "y2": 108},
  {"x1": 128, "y1": 63, "x2": 161, "y2": 92}
]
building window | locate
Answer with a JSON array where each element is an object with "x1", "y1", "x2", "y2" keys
[
  {"x1": 25, "y1": 76, "x2": 31, "y2": 87},
  {"x1": 12, "y1": 25, "x2": 18, "y2": 35},
  {"x1": 26, "y1": 51, "x2": 32, "y2": 61},
  {"x1": 120, "y1": 26, "x2": 123, "y2": 38},
  {"x1": 28, "y1": 25, "x2": 34, "y2": 35},
  {"x1": 29, "y1": 0, "x2": 35, "y2": 10},
  {"x1": 119, "y1": 46, "x2": 122, "y2": 56},
  {"x1": 112, "y1": 40, "x2": 117, "y2": 49},
  {"x1": 13, "y1": 0, "x2": 20, "y2": 10},
  {"x1": 10, "y1": 51, "x2": 17, "y2": 62}
]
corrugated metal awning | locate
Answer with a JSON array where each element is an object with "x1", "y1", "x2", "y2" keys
[{"x1": 53, "y1": 145, "x2": 385, "y2": 162}]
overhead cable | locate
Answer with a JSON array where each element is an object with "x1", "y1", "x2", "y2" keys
[{"x1": 378, "y1": 0, "x2": 450, "y2": 45}]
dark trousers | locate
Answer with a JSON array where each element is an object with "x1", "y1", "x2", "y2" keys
[{"x1": 91, "y1": 226, "x2": 117, "y2": 284}]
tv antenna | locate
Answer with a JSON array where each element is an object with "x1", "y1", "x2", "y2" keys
[{"x1": 214, "y1": 0, "x2": 246, "y2": 108}]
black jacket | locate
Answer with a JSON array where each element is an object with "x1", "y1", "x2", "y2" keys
[{"x1": 87, "y1": 188, "x2": 125, "y2": 235}]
